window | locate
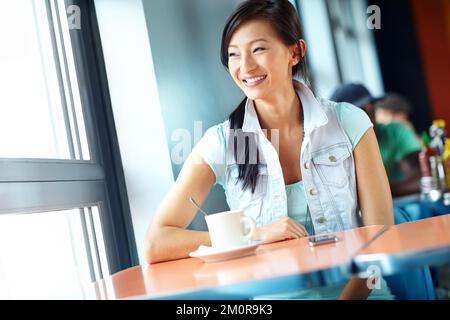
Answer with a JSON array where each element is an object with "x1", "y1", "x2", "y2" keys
[
  {"x1": 295, "y1": 0, "x2": 384, "y2": 97},
  {"x1": 0, "y1": 0, "x2": 137, "y2": 299},
  {"x1": 0, "y1": 208, "x2": 106, "y2": 299},
  {"x1": 0, "y1": 0, "x2": 88, "y2": 160},
  {"x1": 326, "y1": 0, "x2": 383, "y2": 95}
]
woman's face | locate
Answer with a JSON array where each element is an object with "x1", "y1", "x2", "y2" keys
[{"x1": 227, "y1": 19, "x2": 303, "y2": 100}]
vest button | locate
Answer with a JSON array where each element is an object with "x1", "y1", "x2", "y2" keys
[
  {"x1": 309, "y1": 188, "x2": 318, "y2": 196},
  {"x1": 317, "y1": 217, "x2": 326, "y2": 224},
  {"x1": 329, "y1": 155, "x2": 337, "y2": 162},
  {"x1": 304, "y1": 162, "x2": 311, "y2": 169}
]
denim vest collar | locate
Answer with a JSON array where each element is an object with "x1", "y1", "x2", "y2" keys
[{"x1": 241, "y1": 81, "x2": 328, "y2": 135}]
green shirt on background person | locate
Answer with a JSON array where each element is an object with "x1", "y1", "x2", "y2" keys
[{"x1": 376, "y1": 122, "x2": 421, "y2": 182}]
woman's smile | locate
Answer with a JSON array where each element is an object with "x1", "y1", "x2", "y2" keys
[{"x1": 242, "y1": 75, "x2": 267, "y2": 88}]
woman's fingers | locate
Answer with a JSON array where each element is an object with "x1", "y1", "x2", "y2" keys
[
  {"x1": 263, "y1": 217, "x2": 309, "y2": 242},
  {"x1": 289, "y1": 220, "x2": 309, "y2": 237},
  {"x1": 298, "y1": 222, "x2": 309, "y2": 236},
  {"x1": 287, "y1": 224, "x2": 307, "y2": 238},
  {"x1": 278, "y1": 228, "x2": 299, "y2": 241}
]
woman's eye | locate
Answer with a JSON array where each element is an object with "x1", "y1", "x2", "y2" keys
[
  {"x1": 253, "y1": 47, "x2": 266, "y2": 53},
  {"x1": 228, "y1": 52, "x2": 238, "y2": 58}
]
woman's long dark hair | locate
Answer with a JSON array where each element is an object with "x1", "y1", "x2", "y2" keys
[{"x1": 221, "y1": 0, "x2": 309, "y2": 193}]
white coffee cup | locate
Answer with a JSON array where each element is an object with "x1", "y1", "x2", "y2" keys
[{"x1": 205, "y1": 210, "x2": 256, "y2": 249}]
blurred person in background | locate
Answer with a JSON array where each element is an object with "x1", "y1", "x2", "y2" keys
[
  {"x1": 375, "y1": 93, "x2": 420, "y2": 142},
  {"x1": 331, "y1": 84, "x2": 421, "y2": 197}
]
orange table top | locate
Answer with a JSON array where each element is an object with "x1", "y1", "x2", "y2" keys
[
  {"x1": 93, "y1": 214, "x2": 450, "y2": 299},
  {"x1": 352, "y1": 214, "x2": 450, "y2": 275},
  {"x1": 93, "y1": 225, "x2": 385, "y2": 299}
]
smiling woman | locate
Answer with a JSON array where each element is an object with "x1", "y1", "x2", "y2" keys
[{"x1": 144, "y1": 0, "x2": 394, "y2": 300}]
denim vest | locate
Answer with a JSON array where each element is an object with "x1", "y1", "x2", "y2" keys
[{"x1": 224, "y1": 82, "x2": 360, "y2": 234}]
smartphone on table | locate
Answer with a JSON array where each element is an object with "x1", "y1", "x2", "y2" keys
[{"x1": 308, "y1": 234, "x2": 339, "y2": 247}]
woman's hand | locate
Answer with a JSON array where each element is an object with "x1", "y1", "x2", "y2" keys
[{"x1": 255, "y1": 217, "x2": 309, "y2": 243}]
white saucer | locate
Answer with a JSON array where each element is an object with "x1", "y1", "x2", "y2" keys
[{"x1": 189, "y1": 241, "x2": 263, "y2": 263}]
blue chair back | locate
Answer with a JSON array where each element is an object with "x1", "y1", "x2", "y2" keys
[{"x1": 383, "y1": 207, "x2": 436, "y2": 300}]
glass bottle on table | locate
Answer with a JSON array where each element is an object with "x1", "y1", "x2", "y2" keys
[
  {"x1": 442, "y1": 138, "x2": 450, "y2": 191},
  {"x1": 429, "y1": 119, "x2": 446, "y2": 156},
  {"x1": 429, "y1": 120, "x2": 447, "y2": 193},
  {"x1": 419, "y1": 132, "x2": 440, "y2": 199}
]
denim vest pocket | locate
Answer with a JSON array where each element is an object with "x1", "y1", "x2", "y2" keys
[{"x1": 312, "y1": 146, "x2": 351, "y2": 188}]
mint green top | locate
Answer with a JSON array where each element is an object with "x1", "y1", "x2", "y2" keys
[
  {"x1": 285, "y1": 180, "x2": 312, "y2": 233},
  {"x1": 376, "y1": 122, "x2": 421, "y2": 181}
]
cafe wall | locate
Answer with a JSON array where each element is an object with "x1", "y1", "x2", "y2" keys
[
  {"x1": 95, "y1": 0, "x2": 176, "y2": 264},
  {"x1": 369, "y1": 0, "x2": 450, "y2": 133},
  {"x1": 369, "y1": 0, "x2": 432, "y2": 133},
  {"x1": 411, "y1": 0, "x2": 450, "y2": 125}
]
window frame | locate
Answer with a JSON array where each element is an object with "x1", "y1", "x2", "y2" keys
[{"x1": 0, "y1": 0, "x2": 138, "y2": 278}]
